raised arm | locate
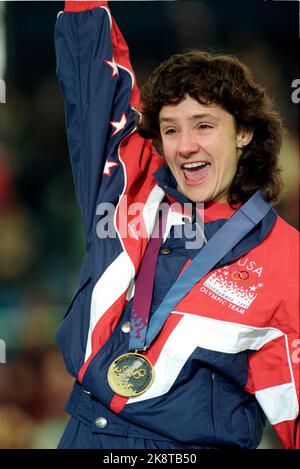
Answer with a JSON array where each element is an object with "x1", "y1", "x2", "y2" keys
[{"x1": 55, "y1": 1, "x2": 140, "y2": 243}]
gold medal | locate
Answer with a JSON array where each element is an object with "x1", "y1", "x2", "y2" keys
[{"x1": 107, "y1": 353, "x2": 154, "y2": 397}]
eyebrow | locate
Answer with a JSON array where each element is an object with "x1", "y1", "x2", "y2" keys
[{"x1": 159, "y1": 113, "x2": 220, "y2": 123}]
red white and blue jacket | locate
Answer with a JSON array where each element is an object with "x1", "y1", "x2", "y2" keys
[{"x1": 55, "y1": 1, "x2": 299, "y2": 448}]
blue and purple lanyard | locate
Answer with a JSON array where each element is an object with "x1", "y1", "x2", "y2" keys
[{"x1": 129, "y1": 207, "x2": 168, "y2": 351}]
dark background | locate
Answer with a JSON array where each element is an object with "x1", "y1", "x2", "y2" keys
[{"x1": 0, "y1": 0, "x2": 298, "y2": 448}]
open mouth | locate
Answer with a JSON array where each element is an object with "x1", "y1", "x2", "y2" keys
[{"x1": 181, "y1": 161, "x2": 211, "y2": 185}]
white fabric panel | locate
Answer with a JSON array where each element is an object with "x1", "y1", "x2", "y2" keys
[
  {"x1": 84, "y1": 252, "x2": 135, "y2": 361},
  {"x1": 127, "y1": 313, "x2": 284, "y2": 404},
  {"x1": 255, "y1": 382, "x2": 299, "y2": 424},
  {"x1": 142, "y1": 184, "x2": 165, "y2": 239}
]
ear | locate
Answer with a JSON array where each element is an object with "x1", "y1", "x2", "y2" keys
[{"x1": 236, "y1": 127, "x2": 254, "y2": 149}]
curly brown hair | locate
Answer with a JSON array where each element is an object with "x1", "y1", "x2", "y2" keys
[{"x1": 137, "y1": 50, "x2": 283, "y2": 205}]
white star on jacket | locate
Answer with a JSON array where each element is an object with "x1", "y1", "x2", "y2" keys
[
  {"x1": 110, "y1": 112, "x2": 127, "y2": 136},
  {"x1": 103, "y1": 160, "x2": 119, "y2": 176},
  {"x1": 104, "y1": 58, "x2": 119, "y2": 78}
]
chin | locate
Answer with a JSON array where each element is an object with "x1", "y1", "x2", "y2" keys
[
  {"x1": 176, "y1": 177, "x2": 212, "y2": 203},
  {"x1": 190, "y1": 195, "x2": 210, "y2": 204},
  {"x1": 183, "y1": 185, "x2": 210, "y2": 203}
]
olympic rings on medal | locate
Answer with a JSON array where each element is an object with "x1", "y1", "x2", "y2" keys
[
  {"x1": 108, "y1": 353, "x2": 154, "y2": 397},
  {"x1": 122, "y1": 365, "x2": 146, "y2": 379}
]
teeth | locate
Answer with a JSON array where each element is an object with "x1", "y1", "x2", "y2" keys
[{"x1": 182, "y1": 162, "x2": 208, "y2": 169}]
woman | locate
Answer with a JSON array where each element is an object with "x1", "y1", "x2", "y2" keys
[{"x1": 55, "y1": 1, "x2": 299, "y2": 449}]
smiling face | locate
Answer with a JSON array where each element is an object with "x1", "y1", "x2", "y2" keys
[{"x1": 159, "y1": 95, "x2": 251, "y2": 203}]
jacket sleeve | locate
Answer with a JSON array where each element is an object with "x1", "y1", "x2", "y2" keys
[
  {"x1": 55, "y1": 1, "x2": 140, "y2": 243},
  {"x1": 245, "y1": 332, "x2": 300, "y2": 448}
]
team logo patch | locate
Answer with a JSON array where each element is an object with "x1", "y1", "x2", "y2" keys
[{"x1": 201, "y1": 258, "x2": 264, "y2": 314}]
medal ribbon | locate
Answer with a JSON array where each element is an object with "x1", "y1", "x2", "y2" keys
[{"x1": 129, "y1": 207, "x2": 168, "y2": 351}]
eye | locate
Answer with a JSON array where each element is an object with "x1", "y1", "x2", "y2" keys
[
  {"x1": 198, "y1": 123, "x2": 212, "y2": 130},
  {"x1": 163, "y1": 128, "x2": 178, "y2": 136}
]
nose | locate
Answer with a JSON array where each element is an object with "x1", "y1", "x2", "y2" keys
[{"x1": 177, "y1": 131, "x2": 199, "y2": 158}]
